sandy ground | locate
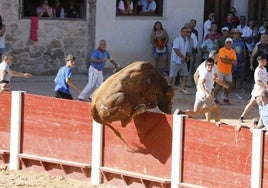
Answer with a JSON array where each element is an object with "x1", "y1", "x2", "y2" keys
[{"x1": 1, "y1": 74, "x2": 258, "y2": 187}]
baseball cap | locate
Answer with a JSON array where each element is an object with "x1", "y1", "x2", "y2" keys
[
  {"x1": 257, "y1": 54, "x2": 266, "y2": 60},
  {"x1": 225, "y1": 37, "x2": 233, "y2": 44},
  {"x1": 65, "y1": 54, "x2": 75, "y2": 61},
  {"x1": 208, "y1": 50, "x2": 217, "y2": 58},
  {"x1": 221, "y1": 27, "x2": 229, "y2": 32}
]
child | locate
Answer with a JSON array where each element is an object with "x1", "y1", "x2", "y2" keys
[{"x1": 54, "y1": 54, "x2": 81, "y2": 99}]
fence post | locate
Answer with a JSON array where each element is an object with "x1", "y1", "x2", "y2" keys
[
  {"x1": 91, "y1": 120, "x2": 104, "y2": 185},
  {"x1": 251, "y1": 129, "x2": 263, "y2": 188},
  {"x1": 171, "y1": 114, "x2": 185, "y2": 188},
  {"x1": 9, "y1": 91, "x2": 24, "y2": 170}
]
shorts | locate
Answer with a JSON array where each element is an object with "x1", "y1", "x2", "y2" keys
[
  {"x1": 169, "y1": 61, "x2": 189, "y2": 78},
  {"x1": 194, "y1": 92, "x2": 215, "y2": 109},
  {"x1": 55, "y1": 91, "x2": 73, "y2": 100},
  {"x1": 232, "y1": 65, "x2": 245, "y2": 80},
  {"x1": 153, "y1": 46, "x2": 168, "y2": 56},
  {"x1": 217, "y1": 72, "x2": 232, "y2": 82}
]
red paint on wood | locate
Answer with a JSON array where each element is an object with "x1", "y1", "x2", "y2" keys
[
  {"x1": 0, "y1": 92, "x2": 11, "y2": 151},
  {"x1": 182, "y1": 118, "x2": 252, "y2": 188},
  {"x1": 21, "y1": 94, "x2": 92, "y2": 163},
  {"x1": 103, "y1": 112, "x2": 173, "y2": 179}
]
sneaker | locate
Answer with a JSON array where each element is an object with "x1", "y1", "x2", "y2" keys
[
  {"x1": 235, "y1": 93, "x2": 243, "y2": 100},
  {"x1": 178, "y1": 88, "x2": 191, "y2": 95},
  {"x1": 214, "y1": 99, "x2": 221, "y2": 105},
  {"x1": 223, "y1": 98, "x2": 231, "y2": 105},
  {"x1": 239, "y1": 116, "x2": 244, "y2": 123}
]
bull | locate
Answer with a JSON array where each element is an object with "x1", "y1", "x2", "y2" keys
[{"x1": 91, "y1": 61, "x2": 175, "y2": 147}]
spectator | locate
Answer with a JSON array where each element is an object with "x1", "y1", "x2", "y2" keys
[
  {"x1": 203, "y1": 12, "x2": 215, "y2": 40},
  {"x1": 0, "y1": 15, "x2": 6, "y2": 57},
  {"x1": 204, "y1": 23, "x2": 222, "y2": 40},
  {"x1": 240, "y1": 17, "x2": 258, "y2": 81},
  {"x1": 150, "y1": 21, "x2": 169, "y2": 71},
  {"x1": 175, "y1": 58, "x2": 228, "y2": 127},
  {"x1": 222, "y1": 12, "x2": 236, "y2": 32},
  {"x1": 217, "y1": 27, "x2": 230, "y2": 48},
  {"x1": 239, "y1": 55, "x2": 267, "y2": 123},
  {"x1": 225, "y1": 7, "x2": 240, "y2": 27},
  {"x1": 137, "y1": 0, "x2": 156, "y2": 15},
  {"x1": 258, "y1": 17, "x2": 268, "y2": 35},
  {"x1": 53, "y1": 0, "x2": 64, "y2": 18},
  {"x1": 168, "y1": 27, "x2": 190, "y2": 94},
  {"x1": 189, "y1": 19, "x2": 198, "y2": 40},
  {"x1": 78, "y1": 40, "x2": 118, "y2": 101},
  {"x1": 36, "y1": 0, "x2": 53, "y2": 17},
  {"x1": 54, "y1": 54, "x2": 82, "y2": 100},
  {"x1": 0, "y1": 52, "x2": 32, "y2": 94},
  {"x1": 213, "y1": 38, "x2": 237, "y2": 105},
  {"x1": 200, "y1": 31, "x2": 219, "y2": 61},
  {"x1": 250, "y1": 33, "x2": 268, "y2": 71},
  {"x1": 117, "y1": 0, "x2": 134, "y2": 15},
  {"x1": 65, "y1": 0, "x2": 80, "y2": 18},
  {"x1": 231, "y1": 28, "x2": 246, "y2": 100}
]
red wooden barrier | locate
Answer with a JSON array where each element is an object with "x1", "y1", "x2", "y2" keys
[
  {"x1": 263, "y1": 137, "x2": 268, "y2": 187},
  {"x1": 18, "y1": 94, "x2": 93, "y2": 179},
  {"x1": 0, "y1": 92, "x2": 11, "y2": 164},
  {"x1": 182, "y1": 119, "x2": 252, "y2": 188},
  {"x1": 101, "y1": 112, "x2": 173, "y2": 188}
]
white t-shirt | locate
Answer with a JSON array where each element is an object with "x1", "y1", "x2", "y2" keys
[
  {"x1": 251, "y1": 66, "x2": 268, "y2": 97},
  {"x1": 118, "y1": 0, "x2": 134, "y2": 11},
  {"x1": 0, "y1": 62, "x2": 11, "y2": 82},
  {"x1": 197, "y1": 69, "x2": 214, "y2": 99}
]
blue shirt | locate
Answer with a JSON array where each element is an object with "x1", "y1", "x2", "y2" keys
[
  {"x1": 90, "y1": 49, "x2": 111, "y2": 71},
  {"x1": 54, "y1": 65, "x2": 72, "y2": 94},
  {"x1": 232, "y1": 39, "x2": 245, "y2": 66}
]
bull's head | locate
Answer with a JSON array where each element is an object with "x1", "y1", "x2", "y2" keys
[{"x1": 157, "y1": 85, "x2": 175, "y2": 114}]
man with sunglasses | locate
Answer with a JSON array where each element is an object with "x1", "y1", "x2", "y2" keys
[{"x1": 175, "y1": 58, "x2": 228, "y2": 127}]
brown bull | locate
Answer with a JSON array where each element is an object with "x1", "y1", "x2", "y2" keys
[{"x1": 91, "y1": 61, "x2": 175, "y2": 147}]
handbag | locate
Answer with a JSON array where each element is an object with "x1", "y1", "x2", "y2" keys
[{"x1": 156, "y1": 47, "x2": 167, "y2": 53}]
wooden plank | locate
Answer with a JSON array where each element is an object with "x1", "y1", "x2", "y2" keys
[
  {"x1": 17, "y1": 153, "x2": 91, "y2": 168},
  {"x1": 99, "y1": 166, "x2": 171, "y2": 184}
]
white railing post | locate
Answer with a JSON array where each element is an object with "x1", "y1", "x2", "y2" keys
[
  {"x1": 91, "y1": 120, "x2": 104, "y2": 185},
  {"x1": 251, "y1": 129, "x2": 264, "y2": 188},
  {"x1": 9, "y1": 91, "x2": 24, "y2": 170},
  {"x1": 171, "y1": 114, "x2": 185, "y2": 188}
]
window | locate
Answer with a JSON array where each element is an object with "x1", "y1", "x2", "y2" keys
[
  {"x1": 21, "y1": 0, "x2": 86, "y2": 19},
  {"x1": 116, "y1": 0, "x2": 163, "y2": 16}
]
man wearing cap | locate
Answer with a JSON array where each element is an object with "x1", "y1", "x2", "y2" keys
[
  {"x1": 213, "y1": 37, "x2": 237, "y2": 105},
  {"x1": 54, "y1": 54, "x2": 82, "y2": 99},
  {"x1": 239, "y1": 55, "x2": 267, "y2": 123},
  {"x1": 231, "y1": 28, "x2": 246, "y2": 100},
  {"x1": 78, "y1": 40, "x2": 118, "y2": 101},
  {"x1": 217, "y1": 27, "x2": 230, "y2": 48}
]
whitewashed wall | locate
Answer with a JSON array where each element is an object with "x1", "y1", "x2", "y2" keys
[{"x1": 96, "y1": 0, "x2": 205, "y2": 67}]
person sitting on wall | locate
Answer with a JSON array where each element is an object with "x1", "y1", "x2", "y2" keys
[
  {"x1": 65, "y1": 0, "x2": 80, "y2": 18},
  {"x1": 36, "y1": 0, "x2": 53, "y2": 17},
  {"x1": 137, "y1": 0, "x2": 156, "y2": 15},
  {"x1": 53, "y1": 0, "x2": 64, "y2": 18},
  {"x1": 118, "y1": 0, "x2": 134, "y2": 15}
]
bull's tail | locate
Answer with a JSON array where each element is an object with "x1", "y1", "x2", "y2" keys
[{"x1": 105, "y1": 123, "x2": 130, "y2": 149}]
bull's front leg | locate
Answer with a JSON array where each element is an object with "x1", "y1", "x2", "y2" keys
[{"x1": 121, "y1": 103, "x2": 150, "y2": 127}]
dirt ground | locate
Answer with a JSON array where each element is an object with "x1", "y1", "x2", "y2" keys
[{"x1": 2, "y1": 78, "x2": 258, "y2": 187}]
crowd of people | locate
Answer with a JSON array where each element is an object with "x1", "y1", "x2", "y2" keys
[
  {"x1": 149, "y1": 7, "x2": 268, "y2": 130},
  {"x1": 36, "y1": 0, "x2": 81, "y2": 18}
]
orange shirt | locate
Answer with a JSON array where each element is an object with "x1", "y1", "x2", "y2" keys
[{"x1": 217, "y1": 47, "x2": 237, "y2": 74}]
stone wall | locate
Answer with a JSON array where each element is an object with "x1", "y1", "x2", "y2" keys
[{"x1": 1, "y1": 0, "x2": 96, "y2": 75}]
